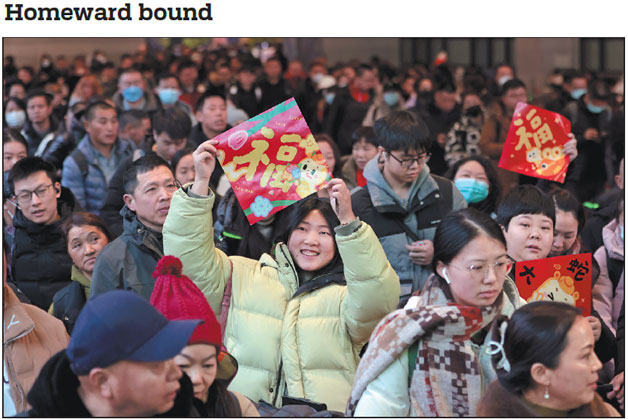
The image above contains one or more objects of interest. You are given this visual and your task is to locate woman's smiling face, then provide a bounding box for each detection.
[287,209,335,272]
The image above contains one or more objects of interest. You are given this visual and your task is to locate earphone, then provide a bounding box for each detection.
[442,267,451,284]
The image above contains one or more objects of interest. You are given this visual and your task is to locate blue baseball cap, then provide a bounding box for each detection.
[67,290,201,375]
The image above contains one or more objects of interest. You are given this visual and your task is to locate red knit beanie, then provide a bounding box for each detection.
[150,255,222,347]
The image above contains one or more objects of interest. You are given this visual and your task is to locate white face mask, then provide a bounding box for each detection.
[498,75,513,87]
[5,110,26,128]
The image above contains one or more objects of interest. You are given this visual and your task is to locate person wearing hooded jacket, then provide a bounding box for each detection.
[163,139,400,412]
[351,111,467,297]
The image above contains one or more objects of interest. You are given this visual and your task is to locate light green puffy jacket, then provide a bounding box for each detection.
[163,188,400,412]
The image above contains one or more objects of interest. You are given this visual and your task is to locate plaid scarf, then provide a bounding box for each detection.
[346,275,503,417]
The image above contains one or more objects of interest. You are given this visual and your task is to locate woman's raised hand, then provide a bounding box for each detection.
[191,139,219,196]
[326,178,355,225]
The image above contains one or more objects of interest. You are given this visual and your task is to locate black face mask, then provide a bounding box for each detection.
[465,105,483,118]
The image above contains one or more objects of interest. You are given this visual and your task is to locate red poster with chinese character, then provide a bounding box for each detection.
[498,102,572,183]
[514,253,592,316]
[213,98,332,225]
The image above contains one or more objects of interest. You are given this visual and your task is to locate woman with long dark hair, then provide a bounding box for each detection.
[162,139,400,412]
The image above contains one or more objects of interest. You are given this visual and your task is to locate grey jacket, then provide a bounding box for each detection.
[61,135,133,215]
[89,206,164,300]
[351,157,466,293]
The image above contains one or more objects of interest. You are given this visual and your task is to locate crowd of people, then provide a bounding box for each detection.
[2,40,625,417]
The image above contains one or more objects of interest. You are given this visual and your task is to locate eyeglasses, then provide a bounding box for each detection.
[12,184,55,206]
[448,258,513,281]
[387,151,431,169]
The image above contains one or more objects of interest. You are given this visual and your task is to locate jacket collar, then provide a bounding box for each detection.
[79,134,132,162]
[26,350,199,417]
[271,242,346,299]
[71,265,92,289]
[119,205,164,254]
[363,155,436,214]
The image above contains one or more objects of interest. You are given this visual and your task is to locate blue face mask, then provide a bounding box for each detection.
[586,102,606,114]
[570,88,586,100]
[620,225,624,241]
[325,92,336,105]
[5,110,26,128]
[383,92,399,107]
[455,178,489,204]
[158,88,180,105]
[122,85,144,103]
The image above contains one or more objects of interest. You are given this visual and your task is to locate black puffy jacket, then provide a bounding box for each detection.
[10,187,79,310]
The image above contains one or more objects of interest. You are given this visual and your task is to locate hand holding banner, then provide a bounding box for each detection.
[213,98,332,225]
[498,102,572,183]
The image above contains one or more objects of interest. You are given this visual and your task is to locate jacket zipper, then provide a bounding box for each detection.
[272,359,283,406]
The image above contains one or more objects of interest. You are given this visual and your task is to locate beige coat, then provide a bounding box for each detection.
[3,284,69,412]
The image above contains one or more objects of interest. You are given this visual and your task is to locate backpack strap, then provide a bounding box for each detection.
[407,340,418,386]
[70,148,89,180]
[398,175,453,242]
[431,174,453,211]
[219,259,234,340]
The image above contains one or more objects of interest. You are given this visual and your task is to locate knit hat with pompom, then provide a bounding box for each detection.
[150,255,237,381]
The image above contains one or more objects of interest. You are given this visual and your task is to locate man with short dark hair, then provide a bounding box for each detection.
[118,109,151,149]
[100,107,191,238]
[228,65,261,119]
[562,79,614,203]
[412,67,462,176]
[154,73,195,124]
[112,67,160,115]
[91,154,178,300]
[352,111,466,297]
[23,290,200,417]
[7,157,79,309]
[61,101,133,214]
[189,90,229,190]
[324,64,378,154]
[21,91,59,156]
[480,78,529,194]
[259,56,292,112]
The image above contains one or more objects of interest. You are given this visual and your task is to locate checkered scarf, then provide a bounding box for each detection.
[346,275,503,417]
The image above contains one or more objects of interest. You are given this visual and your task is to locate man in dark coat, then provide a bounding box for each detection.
[562,79,613,203]
[90,154,177,300]
[20,91,59,156]
[7,157,79,310]
[323,64,377,154]
[22,290,201,417]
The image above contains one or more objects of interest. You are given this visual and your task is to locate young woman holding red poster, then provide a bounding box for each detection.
[162,139,400,413]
